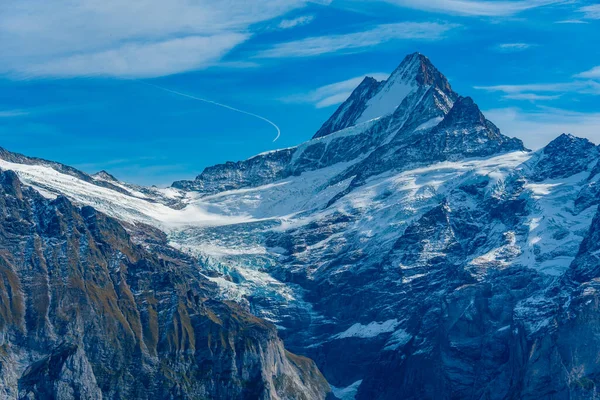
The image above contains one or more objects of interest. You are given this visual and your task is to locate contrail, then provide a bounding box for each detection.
[137,80,281,142]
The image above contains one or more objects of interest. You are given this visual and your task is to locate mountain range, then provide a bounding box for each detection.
[1,53,600,399]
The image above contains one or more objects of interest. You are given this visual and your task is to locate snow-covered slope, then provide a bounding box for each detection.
[0,152,253,229]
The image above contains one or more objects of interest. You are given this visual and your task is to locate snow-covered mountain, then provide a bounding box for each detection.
[2,52,600,399]
[313,52,455,139]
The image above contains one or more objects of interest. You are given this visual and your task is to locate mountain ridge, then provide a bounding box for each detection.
[173,53,523,199]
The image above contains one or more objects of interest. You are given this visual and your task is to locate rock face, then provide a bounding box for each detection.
[331,95,525,193]
[173,149,295,194]
[2,52,600,399]
[529,133,599,181]
[0,170,330,399]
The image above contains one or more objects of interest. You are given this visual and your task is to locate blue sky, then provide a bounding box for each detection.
[0,0,599,185]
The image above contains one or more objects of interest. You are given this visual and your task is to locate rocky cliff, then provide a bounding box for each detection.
[0,170,330,399]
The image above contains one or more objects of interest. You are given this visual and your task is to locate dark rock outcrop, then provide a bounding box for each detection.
[530,133,599,181]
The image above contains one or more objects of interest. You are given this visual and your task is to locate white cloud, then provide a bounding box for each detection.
[282,73,389,108]
[0,0,322,79]
[278,15,314,29]
[503,93,561,101]
[485,107,600,149]
[256,22,459,58]
[496,43,534,52]
[0,105,83,118]
[475,81,600,98]
[580,4,600,19]
[0,109,30,118]
[576,66,600,79]
[19,35,249,79]
[554,4,599,24]
[379,0,566,16]
[555,19,589,24]
[214,61,262,69]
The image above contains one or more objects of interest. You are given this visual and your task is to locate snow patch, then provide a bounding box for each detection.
[331,380,363,400]
[415,116,443,131]
[384,328,412,351]
[334,319,399,339]
[356,80,414,124]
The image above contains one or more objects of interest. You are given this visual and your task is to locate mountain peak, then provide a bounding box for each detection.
[312,74,384,139]
[531,133,599,181]
[93,170,118,182]
[439,96,486,128]
[313,52,455,139]
[549,133,593,147]
[389,52,450,90]
[361,75,380,85]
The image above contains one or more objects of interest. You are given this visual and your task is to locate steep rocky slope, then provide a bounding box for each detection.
[0,170,330,399]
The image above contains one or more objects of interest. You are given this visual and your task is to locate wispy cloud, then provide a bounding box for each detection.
[213,61,261,69]
[485,107,600,148]
[256,22,459,58]
[0,104,87,118]
[556,4,600,23]
[475,80,600,100]
[495,43,535,52]
[555,19,589,24]
[0,0,324,79]
[503,93,561,101]
[282,73,389,108]
[576,66,600,79]
[19,35,249,79]
[379,0,567,17]
[278,15,314,29]
[580,4,600,19]
[0,109,30,118]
